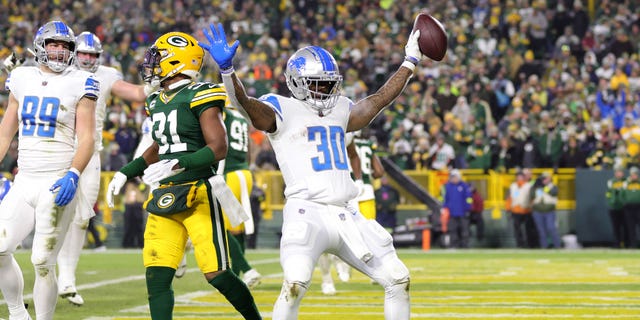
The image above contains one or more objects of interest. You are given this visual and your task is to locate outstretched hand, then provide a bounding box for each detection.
[199,23,239,70]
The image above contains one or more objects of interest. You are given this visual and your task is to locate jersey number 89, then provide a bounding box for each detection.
[21,96,60,138]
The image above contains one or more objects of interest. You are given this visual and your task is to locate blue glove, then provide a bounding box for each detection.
[199,23,239,70]
[50,169,80,206]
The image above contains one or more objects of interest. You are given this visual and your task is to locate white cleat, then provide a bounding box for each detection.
[59,286,84,306]
[66,293,84,306]
[321,282,336,295]
[242,269,262,289]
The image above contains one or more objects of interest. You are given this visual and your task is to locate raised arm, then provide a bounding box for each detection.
[199,23,276,133]
[347,30,426,132]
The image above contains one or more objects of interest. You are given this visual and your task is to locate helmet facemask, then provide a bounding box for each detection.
[138,46,163,83]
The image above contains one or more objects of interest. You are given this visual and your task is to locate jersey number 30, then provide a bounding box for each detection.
[308,126,348,171]
[21,96,60,138]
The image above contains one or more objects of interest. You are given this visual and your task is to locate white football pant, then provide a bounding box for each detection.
[272,198,410,320]
[0,171,78,320]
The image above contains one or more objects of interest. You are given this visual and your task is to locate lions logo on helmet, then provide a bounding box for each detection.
[139,32,204,83]
[285,46,343,116]
[75,31,103,73]
[0,177,12,203]
[33,21,76,73]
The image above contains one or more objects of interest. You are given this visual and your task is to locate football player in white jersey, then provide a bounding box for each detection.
[56,31,157,306]
[200,21,427,319]
[0,21,98,320]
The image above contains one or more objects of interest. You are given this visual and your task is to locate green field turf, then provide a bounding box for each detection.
[0,249,638,319]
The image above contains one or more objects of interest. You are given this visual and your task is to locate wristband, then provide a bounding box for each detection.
[69,167,81,176]
[401,60,416,72]
[177,147,216,170]
[120,157,148,179]
[220,66,235,75]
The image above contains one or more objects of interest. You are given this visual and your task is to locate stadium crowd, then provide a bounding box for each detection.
[1,0,640,174]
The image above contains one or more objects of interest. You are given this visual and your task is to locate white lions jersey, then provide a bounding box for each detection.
[5,66,99,173]
[81,65,123,152]
[260,94,358,205]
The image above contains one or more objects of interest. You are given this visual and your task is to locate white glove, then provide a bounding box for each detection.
[107,172,127,208]
[404,30,426,65]
[142,159,184,185]
[355,179,366,198]
[2,52,24,73]
[143,77,161,95]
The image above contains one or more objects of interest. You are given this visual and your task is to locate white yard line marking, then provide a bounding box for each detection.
[0,258,280,307]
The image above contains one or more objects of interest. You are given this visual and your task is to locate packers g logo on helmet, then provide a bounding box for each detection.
[157,193,176,209]
[139,32,204,83]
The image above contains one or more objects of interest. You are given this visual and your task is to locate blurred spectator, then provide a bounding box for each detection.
[606,166,628,248]
[375,176,400,232]
[428,133,455,171]
[469,186,485,243]
[254,140,279,170]
[560,136,587,168]
[440,170,472,248]
[102,142,128,172]
[621,166,640,248]
[505,170,536,248]
[531,172,561,248]
[466,131,492,172]
[122,181,145,248]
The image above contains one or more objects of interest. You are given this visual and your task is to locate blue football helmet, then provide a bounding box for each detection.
[285,46,343,115]
[75,31,103,72]
[0,177,12,203]
[33,21,76,73]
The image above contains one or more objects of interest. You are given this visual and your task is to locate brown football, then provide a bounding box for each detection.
[412,13,448,61]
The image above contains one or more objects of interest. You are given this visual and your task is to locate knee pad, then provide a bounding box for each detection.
[378,254,410,286]
[281,254,314,285]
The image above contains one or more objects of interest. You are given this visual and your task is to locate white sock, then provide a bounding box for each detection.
[0,254,28,319]
[33,264,57,320]
[384,281,410,320]
[57,223,85,289]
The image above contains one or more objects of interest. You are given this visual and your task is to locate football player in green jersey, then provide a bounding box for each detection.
[219,106,263,288]
[106,31,261,320]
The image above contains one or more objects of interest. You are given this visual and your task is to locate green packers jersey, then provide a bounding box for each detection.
[223,108,250,173]
[354,138,376,184]
[144,81,226,183]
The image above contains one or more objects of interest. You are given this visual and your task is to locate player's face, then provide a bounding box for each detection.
[76,51,99,70]
[45,40,72,63]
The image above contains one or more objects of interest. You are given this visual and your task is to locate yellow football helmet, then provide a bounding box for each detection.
[139,32,204,82]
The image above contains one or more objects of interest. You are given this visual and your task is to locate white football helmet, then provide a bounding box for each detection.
[75,31,103,72]
[33,20,76,73]
[285,46,343,115]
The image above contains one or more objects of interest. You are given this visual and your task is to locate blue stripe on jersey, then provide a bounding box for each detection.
[309,46,335,72]
[260,95,283,121]
[84,76,100,98]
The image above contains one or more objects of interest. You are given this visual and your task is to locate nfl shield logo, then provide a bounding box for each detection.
[339,213,346,221]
